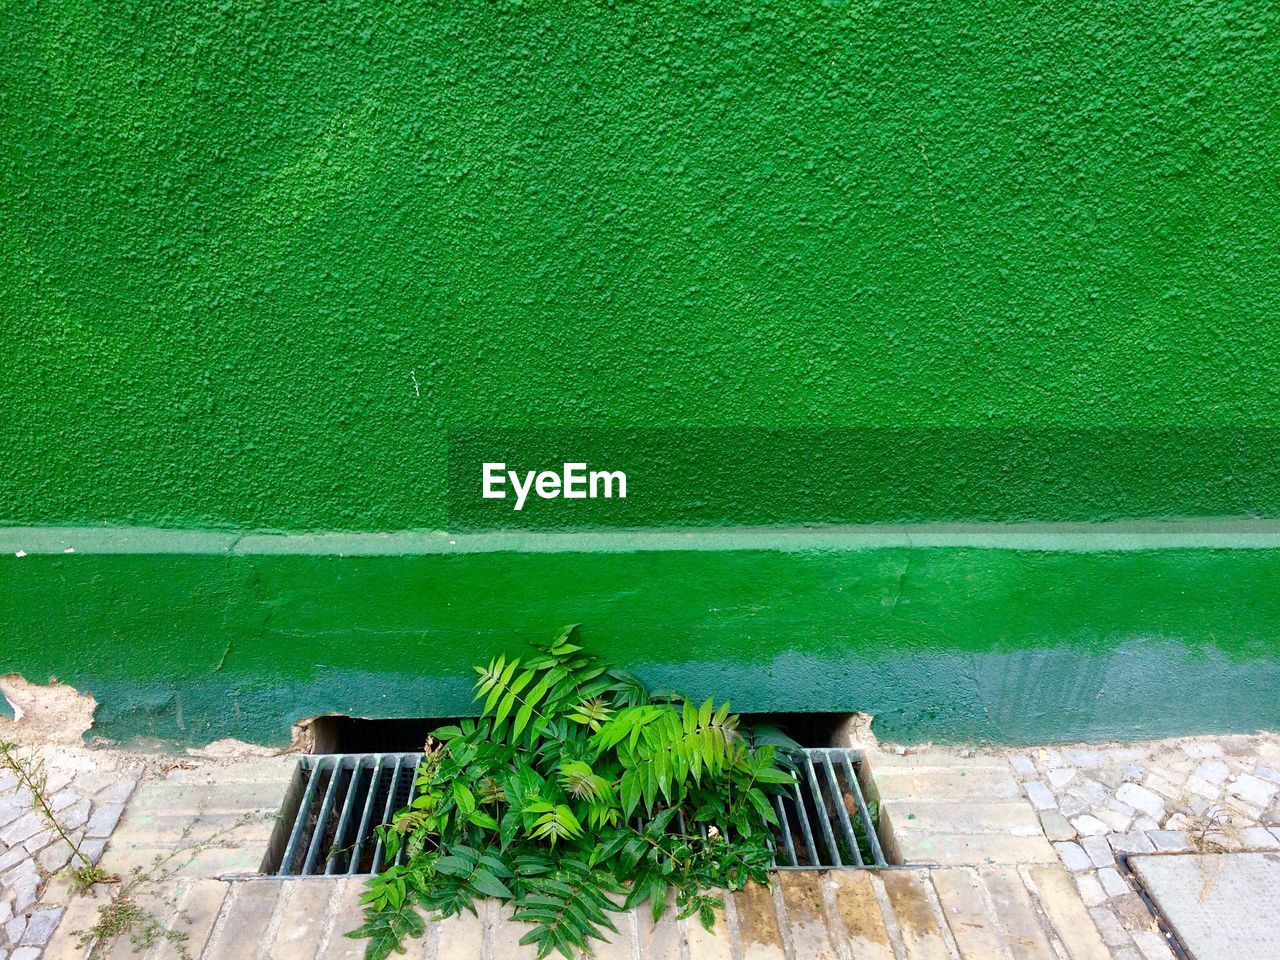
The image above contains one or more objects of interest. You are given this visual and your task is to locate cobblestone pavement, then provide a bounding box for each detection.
[1006,732,1280,960]
[0,746,143,960]
[5,733,1278,960]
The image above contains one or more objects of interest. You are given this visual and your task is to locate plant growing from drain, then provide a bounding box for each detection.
[349,626,800,960]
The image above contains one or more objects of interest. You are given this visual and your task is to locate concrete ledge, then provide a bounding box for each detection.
[4,524,1280,746]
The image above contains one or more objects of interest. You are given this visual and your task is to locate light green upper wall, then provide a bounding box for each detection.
[3,0,1279,530]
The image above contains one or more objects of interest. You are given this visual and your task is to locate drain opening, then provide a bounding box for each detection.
[264,746,893,876]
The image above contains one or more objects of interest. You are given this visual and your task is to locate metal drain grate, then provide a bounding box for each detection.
[772,747,888,869]
[266,747,889,876]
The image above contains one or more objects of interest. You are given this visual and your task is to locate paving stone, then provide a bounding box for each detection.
[891,832,1056,866]
[203,880,287,960]
[1038,811,1074,841]
[18,907,64,947]
[1095,808,1134,833]
[490,901,543,960]
[1075,873,1106,907]
[1108,831,1155,855]
[1058,796,1090,819]
[39,886,111,960]
[1133,816,1160,831]
[875,769,1021,802]
[1227,775,1278,807]
[1111,892,1159,932]
[683,897,731,960]
[1069,779,1110,806]
[1148,831,1191,853]
[1046,768,1076,790]
[11,949,39,960]
[269,879,337,960]
[0,799,25,831]
[1097,866,1131,898]
[1082,835,1115,868]
[1088,904,1129,947]
[1132,851,1280,960]
[888,801,1042,837]
[153,879,231,960]
[1144,773,1183,802]
[1130,929,1177,960]
[1025,865,1112,960]
[37,835,79,873]
[1255,765,1280,785]
[100,777,141,805]
[1239,826,1280,850]
[0,813,46,848]
[1193,761,1230,786]
[1065,749,1109,768]
[78,838,106,865]
[85,803,125,839]
[22,827,57,854]
[0,844,29,874]
[5,915,27,946]
[1053,841,1092,872]
[1116,783,1166,819]
[733,882,785,960]
[153,758,296,786]
[61,799,90,834]
[880,871,950,960]
[930,867,1005,960]
[1023,781,1056,811]
[1100,768,1130,790]
[434,907,486,960]
[0,899,11,927]
[1071,815,1109,837]
[1007,755,1036,777]
[829,870,893,960]
[777,873,838,960]
[1186,777,1220,800]
[976,867,1054,960]
[317,880,366,960]
[6,863,39,914]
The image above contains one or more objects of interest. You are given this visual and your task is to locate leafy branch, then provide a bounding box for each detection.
[349,626,798,959]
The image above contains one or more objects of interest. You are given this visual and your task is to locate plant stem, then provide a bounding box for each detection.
[0,740,89,868]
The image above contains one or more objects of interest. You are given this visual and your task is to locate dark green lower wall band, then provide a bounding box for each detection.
[3,525,1278,748]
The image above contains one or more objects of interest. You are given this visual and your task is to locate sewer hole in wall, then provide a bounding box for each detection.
[307,711,856,754]
[305,715,454,754]
[263,734,895,876]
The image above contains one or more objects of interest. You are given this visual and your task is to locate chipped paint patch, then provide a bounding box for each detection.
[0,674,96,743]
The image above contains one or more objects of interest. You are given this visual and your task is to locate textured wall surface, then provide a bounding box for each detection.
[3,1,1279,530]
[4,3,1279,746]
[3,531,1279,746]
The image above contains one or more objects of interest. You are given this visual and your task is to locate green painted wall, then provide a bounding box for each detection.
[3,3,1279,745]
[3,1,1279,530]
[3,529,1280,746]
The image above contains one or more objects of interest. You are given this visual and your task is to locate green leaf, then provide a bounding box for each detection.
[470,868,514,899]
[434,855,473,878]
[453,782,477,816]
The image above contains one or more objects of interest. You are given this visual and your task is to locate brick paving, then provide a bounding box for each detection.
[1006,732,1280,960]
[0,746,142,959]
[5,733,1276,959]
[36,866,1111,960]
